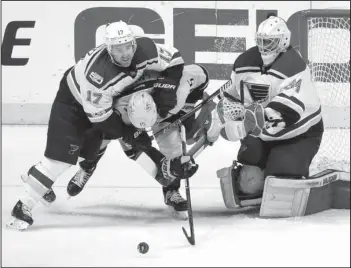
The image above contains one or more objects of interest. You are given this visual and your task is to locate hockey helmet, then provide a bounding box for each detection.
[255,16,291,66]
[104,21,137,67]
[127,91,158,129]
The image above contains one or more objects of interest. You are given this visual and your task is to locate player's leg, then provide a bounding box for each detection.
[162,178,188,211]
[7,67,91,230]
[259,133,349,217]
[67,129,110,196]
[264,135,322,178]
[150,122,188,213]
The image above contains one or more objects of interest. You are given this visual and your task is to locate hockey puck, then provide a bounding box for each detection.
[137,242,149,254]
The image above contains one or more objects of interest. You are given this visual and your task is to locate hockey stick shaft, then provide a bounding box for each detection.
[187,134,211,159]
[179,124,195,245]
[152,79,233,140]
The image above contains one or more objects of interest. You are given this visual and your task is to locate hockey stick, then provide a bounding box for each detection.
[179,123,196,245]
[151,79,233,140]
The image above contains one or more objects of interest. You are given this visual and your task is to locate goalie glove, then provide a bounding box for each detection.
[206,95,243,143]
[157,156,199,185]
[217,97,265,141]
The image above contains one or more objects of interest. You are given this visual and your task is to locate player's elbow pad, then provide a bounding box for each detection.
[161,64,184,84]
[93,112,124,139]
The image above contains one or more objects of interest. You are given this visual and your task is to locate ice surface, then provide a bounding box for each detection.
[2,126,350,267]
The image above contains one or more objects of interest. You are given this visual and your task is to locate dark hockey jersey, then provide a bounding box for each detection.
[66,37,184,123]
[225,46,323,141]
[114,64,208,126]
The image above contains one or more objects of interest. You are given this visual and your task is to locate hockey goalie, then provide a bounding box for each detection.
[206,15,350,217]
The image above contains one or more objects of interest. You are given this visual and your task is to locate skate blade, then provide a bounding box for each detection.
[166,206,188,221]
[6,217,30,231]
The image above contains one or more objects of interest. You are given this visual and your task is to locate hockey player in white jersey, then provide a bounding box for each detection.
[207,15,349,217]
[6,21,200,230]
[66,63,211,214]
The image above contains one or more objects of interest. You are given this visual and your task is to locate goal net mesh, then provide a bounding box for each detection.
[307,15,350,174]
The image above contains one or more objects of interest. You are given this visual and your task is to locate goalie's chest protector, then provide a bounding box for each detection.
[231,47,271,105]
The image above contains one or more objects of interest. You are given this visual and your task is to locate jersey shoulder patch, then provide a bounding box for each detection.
[270,47,307,78]
[133,37,159,66]
[85,48,126,89]
[233,46,263,72]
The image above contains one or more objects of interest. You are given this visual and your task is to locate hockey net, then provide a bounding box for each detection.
[305,10,350,174]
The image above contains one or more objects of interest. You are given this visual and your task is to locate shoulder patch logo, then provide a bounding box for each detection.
[282,77,302,93]
[89,72,104,85]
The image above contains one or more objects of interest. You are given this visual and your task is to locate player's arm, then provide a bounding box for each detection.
[150,43,186,118]
[206,60,254,144]
[224,70,245,101]
[264,73,305,130]
[79,85,127,139]
[155,43,185,76]
[121,129,198,187]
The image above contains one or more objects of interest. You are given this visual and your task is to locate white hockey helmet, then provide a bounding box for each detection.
[104,21,137,67]
[127,91,158,129]
[255,16,291,66]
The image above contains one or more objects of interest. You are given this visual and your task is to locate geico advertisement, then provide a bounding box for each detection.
[1,1,347,104]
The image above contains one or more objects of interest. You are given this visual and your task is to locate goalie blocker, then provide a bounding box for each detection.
[217,165,350,217]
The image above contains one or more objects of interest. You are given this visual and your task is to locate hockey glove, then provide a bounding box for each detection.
[220,101,265,141]
[151,78,178,118]
[121,125,152,149]
[159,156,199,182]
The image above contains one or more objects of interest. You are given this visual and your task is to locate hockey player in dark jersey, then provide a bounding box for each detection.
[207,15,349,217]
[6,21,200,230]
[67,63,211,218]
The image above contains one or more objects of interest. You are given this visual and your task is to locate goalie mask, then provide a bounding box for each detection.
[255,16,291,66]
[104,21,137,67]
[127,91,158,129]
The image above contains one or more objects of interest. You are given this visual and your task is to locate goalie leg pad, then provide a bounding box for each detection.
[260,169,350,218]
[238,165,265,195]
[217,163,241,208]
[217,161,262,209]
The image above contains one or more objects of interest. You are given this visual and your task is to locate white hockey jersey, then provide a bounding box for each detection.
[66,37,184,123]
[225,46,323,141]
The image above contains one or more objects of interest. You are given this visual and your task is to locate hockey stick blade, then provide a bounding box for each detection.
[181,178,196,246]
[182,226,195,245]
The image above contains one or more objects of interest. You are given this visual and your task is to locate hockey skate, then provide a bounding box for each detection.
[164,189,189,220]
[6,200,34,231]
[67,163,96,197]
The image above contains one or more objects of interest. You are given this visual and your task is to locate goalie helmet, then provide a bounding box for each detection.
[255,16,291,66]
[104,21,137,67]
[127,91,158,129]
